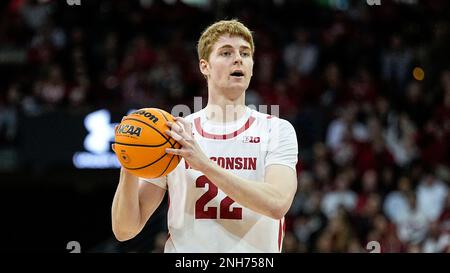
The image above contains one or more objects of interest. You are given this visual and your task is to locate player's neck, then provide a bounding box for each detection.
[205,94,247,123]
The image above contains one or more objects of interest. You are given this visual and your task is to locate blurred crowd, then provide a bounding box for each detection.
[0,0,449,253]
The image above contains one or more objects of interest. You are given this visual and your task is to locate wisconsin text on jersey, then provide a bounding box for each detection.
[185,156,257,170]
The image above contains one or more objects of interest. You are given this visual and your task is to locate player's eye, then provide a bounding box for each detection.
[241,51,250,57]
[220,51,231,57]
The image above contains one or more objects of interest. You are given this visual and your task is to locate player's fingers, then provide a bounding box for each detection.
[175,120,194,140]
[188,122,193,134]
[174,116,188,126]
[173,116,185,122]
[174,117,190,130]
[165,148,184,156]
[165,129,189,147]
[167,121,192,140]
[173,117,193,137]
[169,121,185,134]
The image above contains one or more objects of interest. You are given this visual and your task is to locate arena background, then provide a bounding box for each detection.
[0,0,449,253]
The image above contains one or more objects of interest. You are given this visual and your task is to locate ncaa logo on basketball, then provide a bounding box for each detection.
[116,124,142,137]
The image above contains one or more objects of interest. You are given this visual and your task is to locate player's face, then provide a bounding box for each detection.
[200,34,254,99]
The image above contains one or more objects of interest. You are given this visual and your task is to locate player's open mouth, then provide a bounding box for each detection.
[230,70,244,77]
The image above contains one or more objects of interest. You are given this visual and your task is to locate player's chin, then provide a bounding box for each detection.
[225,86,246,98]
[228,81,249,91]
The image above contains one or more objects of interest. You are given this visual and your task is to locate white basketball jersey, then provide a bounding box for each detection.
[140,107,298,253]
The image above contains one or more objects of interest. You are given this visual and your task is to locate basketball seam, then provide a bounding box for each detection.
[114,141,168,148]
[156,109,177,146]
[157,109,169,121]
[122,117,175,148]
[155,153,176,178]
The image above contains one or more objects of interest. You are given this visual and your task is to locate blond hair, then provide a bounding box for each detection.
[197,19,255,61]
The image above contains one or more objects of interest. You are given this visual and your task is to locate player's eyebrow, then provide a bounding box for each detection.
[217,44,251,51]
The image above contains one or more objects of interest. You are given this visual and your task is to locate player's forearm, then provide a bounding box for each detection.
[200,162,289,219]
[111,168,142,241]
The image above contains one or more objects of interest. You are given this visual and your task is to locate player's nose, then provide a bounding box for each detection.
[233,53,243,64]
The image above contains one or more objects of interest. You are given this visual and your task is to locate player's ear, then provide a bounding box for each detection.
[199,59,209,77]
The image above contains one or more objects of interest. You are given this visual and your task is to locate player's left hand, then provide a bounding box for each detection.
[165,117,211,172]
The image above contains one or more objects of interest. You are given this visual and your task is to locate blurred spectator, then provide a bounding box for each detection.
[397,192,429,245]
[326,102,369,159]
[416,172,448,222]
[314,230,333,253]
[20,0,53,31]
[282,231,302,253]
[283,28,319,76]
[312,143,333,190]
[381,34,412,89]
[352,192,383,248]
[0,85,19,146]
[422,221,450,253]
[402,81,428,128]
[34,65,66,108]
[322,208,355,252]
[147,49,184,101]
[289,171,314,217]
[319,62,345,109]
[355,169,379,214]
[438,193,450,233]
[254,31,280,85]
[30,20,66,51]
[385,112,419,167]
[369,213,403,253]
[384,176,413,224]
[346,237,365,253]
[292,191,327,252]
[68,74,89,110]
[321,171,357,219]
[348,66,378,107]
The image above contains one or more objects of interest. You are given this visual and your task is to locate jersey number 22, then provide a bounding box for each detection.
[195,175,242,220]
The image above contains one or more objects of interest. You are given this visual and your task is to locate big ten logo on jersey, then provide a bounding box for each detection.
[243,136,260,144]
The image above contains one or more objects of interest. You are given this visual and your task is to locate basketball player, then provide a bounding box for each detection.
[111,20,298,252]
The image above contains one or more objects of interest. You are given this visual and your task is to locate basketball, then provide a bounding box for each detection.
[114,108,182,178]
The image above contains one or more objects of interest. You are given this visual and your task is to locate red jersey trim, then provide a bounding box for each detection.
[194,116,256,140]
[278,218,285,252]
[166,192,171,247]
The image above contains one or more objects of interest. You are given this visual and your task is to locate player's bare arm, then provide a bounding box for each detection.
[111,167,166,241]
[165,117,297,220]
